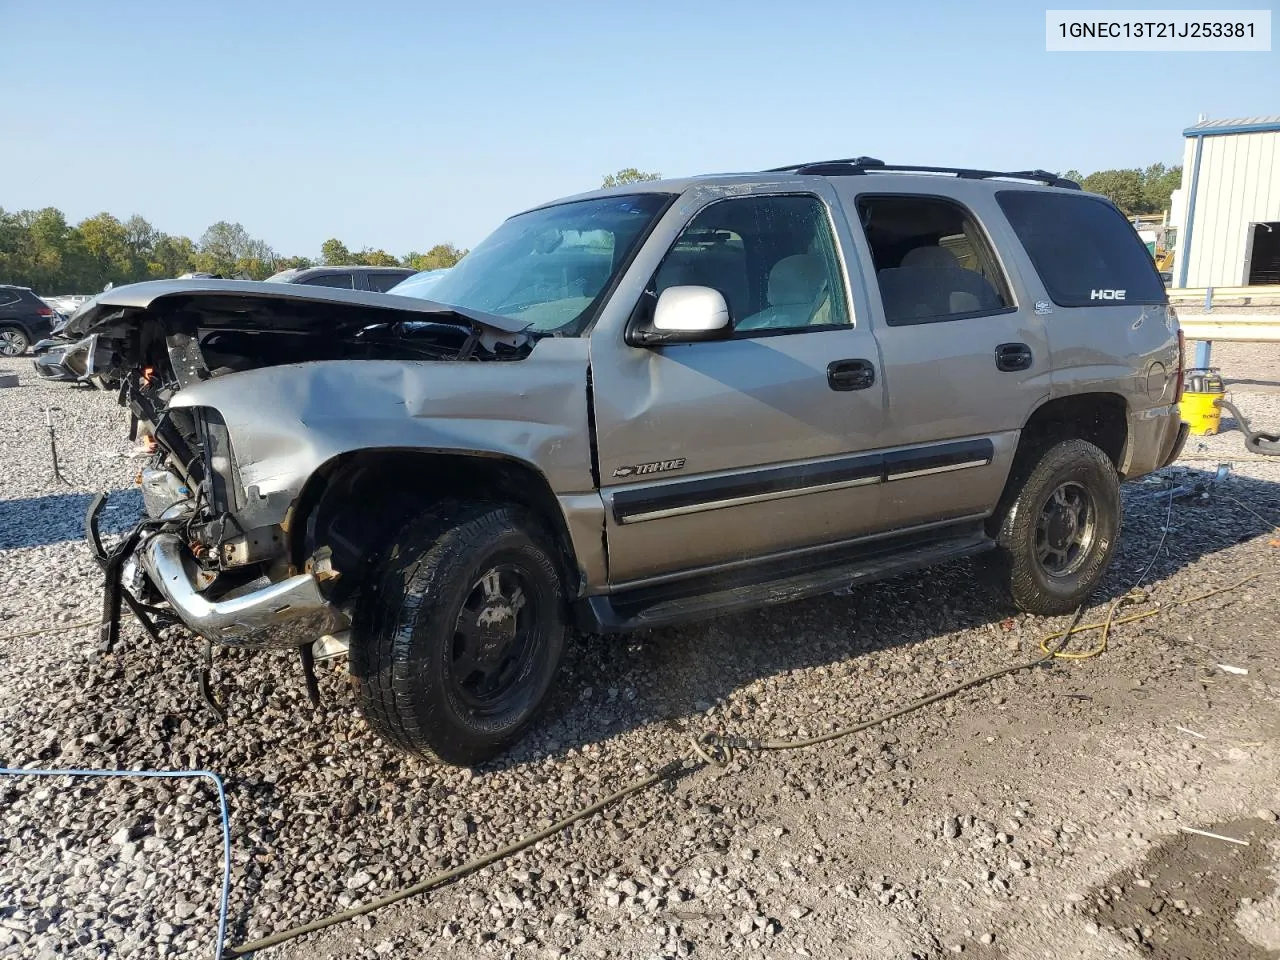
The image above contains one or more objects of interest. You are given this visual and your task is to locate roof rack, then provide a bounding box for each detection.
[764,157,1081,189]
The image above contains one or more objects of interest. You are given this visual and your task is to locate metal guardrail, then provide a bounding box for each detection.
[1168,285,1280,308]
[1177,313,1280,343]
[1168,285,1280,364]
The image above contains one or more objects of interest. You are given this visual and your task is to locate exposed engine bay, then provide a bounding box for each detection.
[79,280,536,653]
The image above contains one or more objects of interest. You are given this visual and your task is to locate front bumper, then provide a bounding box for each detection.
[32,342,75,381]
[139,532,347,648]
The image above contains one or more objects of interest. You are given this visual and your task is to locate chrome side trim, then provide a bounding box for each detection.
[620,475,880,524]
[886,458,991,481]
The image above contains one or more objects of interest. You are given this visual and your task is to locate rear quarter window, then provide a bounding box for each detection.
[301,273,355,289]
[996,191,1166,307]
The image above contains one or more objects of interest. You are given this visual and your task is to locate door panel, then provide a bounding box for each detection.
[839,187,1051,530]
[592,328,886,583]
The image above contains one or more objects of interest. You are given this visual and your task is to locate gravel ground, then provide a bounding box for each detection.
[2,350,1279,960]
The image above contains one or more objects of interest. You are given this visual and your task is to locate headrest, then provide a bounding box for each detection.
[768,254,824,305]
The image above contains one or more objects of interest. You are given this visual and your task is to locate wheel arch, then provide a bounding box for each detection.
[288,448,587,603]
[1016,391,1129,471]
[988,391,1129,537]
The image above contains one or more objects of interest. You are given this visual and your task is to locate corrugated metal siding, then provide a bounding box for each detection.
[1179,129,1280,287]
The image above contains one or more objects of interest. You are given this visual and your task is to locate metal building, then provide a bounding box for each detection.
[1173,116,1280,288]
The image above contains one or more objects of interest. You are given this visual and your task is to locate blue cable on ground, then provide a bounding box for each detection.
[0,766,231,960]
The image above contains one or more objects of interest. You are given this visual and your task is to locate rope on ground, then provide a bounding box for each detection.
[227,568,1267,958]
[0,766,231,960]
[0,618,100,642]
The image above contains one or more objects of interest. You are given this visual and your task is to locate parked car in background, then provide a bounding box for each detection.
[44,293,93,316]
[386,267,452,299]
[0,285,57,355]
[266,265,414,292]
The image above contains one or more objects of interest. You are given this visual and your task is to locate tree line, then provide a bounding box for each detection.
[0,207,467,294]
[1060,163,1182,216]
[0,165,1179,295]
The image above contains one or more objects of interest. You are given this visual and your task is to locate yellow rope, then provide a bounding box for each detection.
[1039,573,1263,659]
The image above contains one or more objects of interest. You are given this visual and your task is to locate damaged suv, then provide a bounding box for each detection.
[77,158,1186,765]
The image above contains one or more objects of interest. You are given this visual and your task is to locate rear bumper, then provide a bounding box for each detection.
[1160,420,1191,469]
[1122,405,1186,478]
[139,532,347,647]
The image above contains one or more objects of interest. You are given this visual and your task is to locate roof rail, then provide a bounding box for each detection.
[765,158,1080,189]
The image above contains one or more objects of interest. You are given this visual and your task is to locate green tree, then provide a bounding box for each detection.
[1066,164,1182,215]
[1141,163,1182,214]
[1080,169,1145,214]
[148,234,197,279]
[271,255,315,272]
[403,242,466,271]
[320,238,352,266]
[352,248,399,267]
[195,221,277,277]
[601,167,662,188]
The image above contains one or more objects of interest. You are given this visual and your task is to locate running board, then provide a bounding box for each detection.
[577,527,994,634]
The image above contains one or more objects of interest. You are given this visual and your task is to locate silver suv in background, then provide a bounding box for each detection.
[75,158,1185,765]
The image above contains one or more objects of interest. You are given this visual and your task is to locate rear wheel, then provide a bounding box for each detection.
[350,502,567,765]
[987,439,1121,615]
[0,326,29,356]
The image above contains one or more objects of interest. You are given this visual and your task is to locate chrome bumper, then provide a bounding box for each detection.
[140,533,347,647]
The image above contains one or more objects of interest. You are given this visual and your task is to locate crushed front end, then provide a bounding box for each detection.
[77,279,532,657]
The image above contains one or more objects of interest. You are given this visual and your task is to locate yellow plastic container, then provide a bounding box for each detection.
[1181,392,1223,435]
[1180,368,1226,435]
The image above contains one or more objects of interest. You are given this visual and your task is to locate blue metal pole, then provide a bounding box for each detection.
[1194,340,1212,369]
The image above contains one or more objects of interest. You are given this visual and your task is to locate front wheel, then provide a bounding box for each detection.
[351,502,568,765]
[987,439,1121,616]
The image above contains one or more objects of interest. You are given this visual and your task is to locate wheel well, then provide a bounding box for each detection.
[290,450,580,604]
[1016,393,1128,471]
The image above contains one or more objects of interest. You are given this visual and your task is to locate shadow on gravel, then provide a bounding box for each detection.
[1087,818,1279,958]
[494,466,1280,770]
[0,488,143,550]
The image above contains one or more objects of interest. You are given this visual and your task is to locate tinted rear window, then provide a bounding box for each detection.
[996,191,1165,306]
[301,273,355,289]
[367,272,409,292]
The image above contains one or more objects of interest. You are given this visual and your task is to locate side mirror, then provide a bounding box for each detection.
[634,286,731,345]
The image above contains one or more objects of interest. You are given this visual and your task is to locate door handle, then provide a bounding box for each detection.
[827,358,875,391]
[995,343,1033,372]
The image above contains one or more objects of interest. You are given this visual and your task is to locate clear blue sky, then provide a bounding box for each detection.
[2,0,1275,259]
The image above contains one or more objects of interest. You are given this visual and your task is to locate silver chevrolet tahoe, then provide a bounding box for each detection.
[76,158,1188,765]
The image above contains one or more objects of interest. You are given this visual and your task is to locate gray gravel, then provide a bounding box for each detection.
[2,351,1279,960]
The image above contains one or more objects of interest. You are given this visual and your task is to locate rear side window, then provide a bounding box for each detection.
[856,195,1013,326]
[367,272,408,292]
[0,290,19,307]
[302,272,355,289]
[996,191,1165,306]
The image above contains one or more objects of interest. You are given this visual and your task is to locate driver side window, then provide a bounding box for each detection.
[652,194,850,334]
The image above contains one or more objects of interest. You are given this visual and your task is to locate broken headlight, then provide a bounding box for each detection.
[191,406,241,516]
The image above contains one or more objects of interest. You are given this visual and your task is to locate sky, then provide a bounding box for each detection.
[1,0,1276,260]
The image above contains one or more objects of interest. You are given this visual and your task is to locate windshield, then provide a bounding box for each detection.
[265,269,301,283]
[389,267,451,298]
[423,193,672,335]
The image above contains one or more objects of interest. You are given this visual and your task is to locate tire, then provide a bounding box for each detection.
[0,326,30,357]
[986,439,1121,616]
[350,501,568,765]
